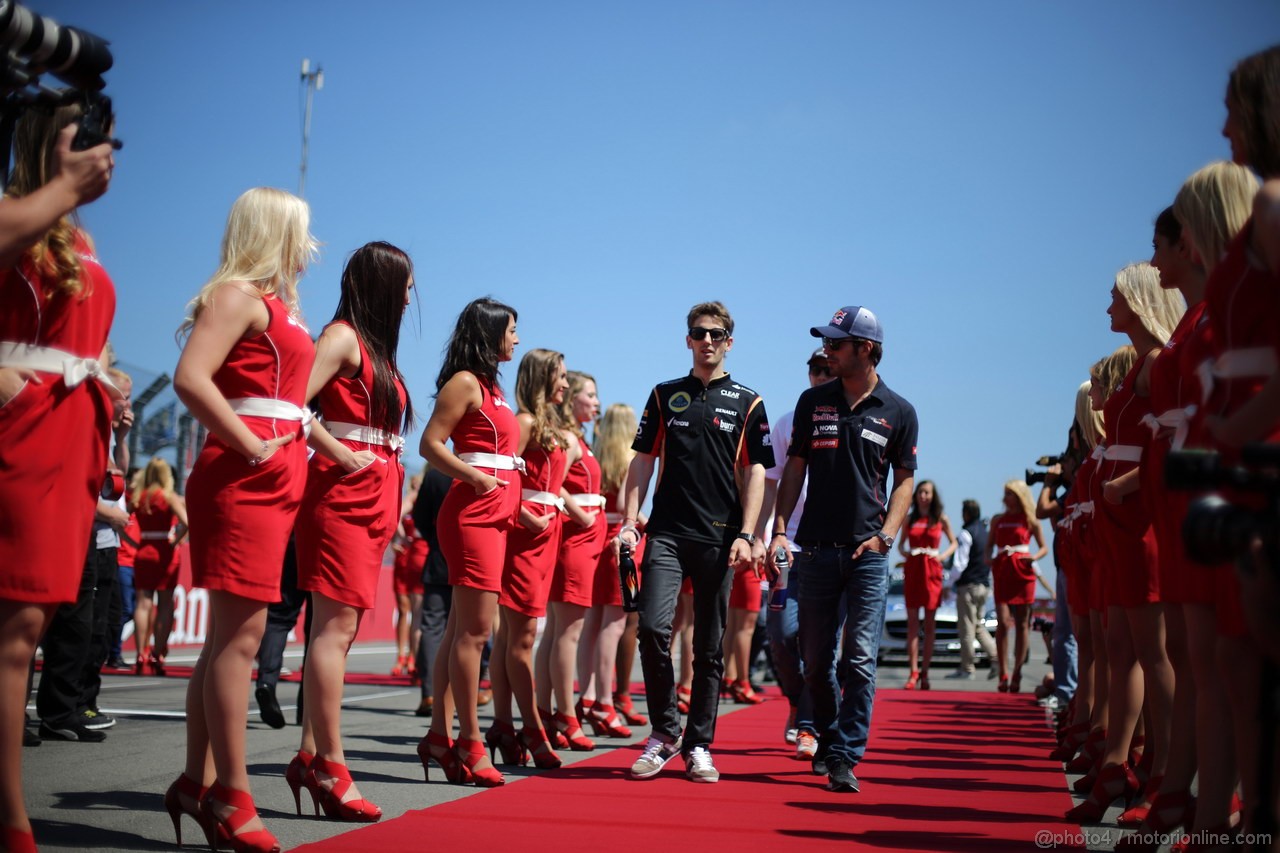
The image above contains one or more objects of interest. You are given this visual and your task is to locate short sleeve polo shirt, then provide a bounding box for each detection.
[788,376,918,544]
[632,372,773,544]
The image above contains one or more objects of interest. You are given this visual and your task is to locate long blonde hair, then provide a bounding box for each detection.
[594,403,637,494]
[1172,161,1258,275]
[7,100,92,298]
[178,187,318,337]
[132,457,176,513]
[515,348,569,452]
[1090,345,1137,402]
[1003,480,1038,524]
[1114,262,1184,346]
[1074,380,1104,450]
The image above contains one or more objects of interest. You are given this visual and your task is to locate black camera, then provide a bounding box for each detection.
[1165,445,1280,567]
[1025,468,1048,486]
[1036,455,1061,467]
[0,0,113,92]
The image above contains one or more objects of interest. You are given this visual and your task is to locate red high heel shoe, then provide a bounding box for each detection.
[200,783,280,853]
[456,737,504,787]
[1117,775,1163,826]
[1114,790,1196,852]
[586,704,632,738]
[574,696,594,724]
[152,654,167,677]
[1050,723,1091,759]
[163,773,230,849]
[730,680,766,705]
[904,670,920,690]
[485,720,525,765]
[538,707,570,750]
[1064,762,1139,824]
[552,710,595,751]
[918,672,931,691]
[417,730,467,783]
[304,757,382,822]
[1,826,36,853]
[613,692,648,726]
[1009,670,1022,694]
[676,685,691,714]
[518,727,563,769]
[997,674,1009,693]
[1066,729,1106,774]
[135,647,152,676]
[284,750,316,816]
[390,654,409,677]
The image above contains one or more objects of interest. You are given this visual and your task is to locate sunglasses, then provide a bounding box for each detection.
[689,327,729,342]
[822,337,850,350]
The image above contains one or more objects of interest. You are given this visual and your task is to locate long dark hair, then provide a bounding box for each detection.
[907,479,943,526]
[332,241,414,434]
[436,297,517,392]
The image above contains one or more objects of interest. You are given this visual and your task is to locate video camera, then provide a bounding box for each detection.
[1026,455,1062,486]
[0,1,120,183]
[1165,444,1280,568]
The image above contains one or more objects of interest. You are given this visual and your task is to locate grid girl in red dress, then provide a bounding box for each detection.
[896,480,957,692]
[130,457,189,676]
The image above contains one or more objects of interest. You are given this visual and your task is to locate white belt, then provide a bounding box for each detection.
[522,489,566,511]
[1000,545,1031,556]
[1091,445,1106,461]
[0,342,126,400]
[1197,347,1278,405]
[1103,444,1142,463]
[570,493,606,508]
[459,451,526,473]
[605,512,625,524]
[324,420,404,453]
[227,397,313,437]
[909,547,939,557]
[1141,406,1196,452]
[139,531,170,540]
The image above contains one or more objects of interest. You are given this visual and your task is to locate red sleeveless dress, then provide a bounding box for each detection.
[1095,354,1161,608]
[992,512,1036,605]
[118,513,140,569]
[1142,303,1213,606]
[134,490,181,590]
[550,435,609,607]
[1056,479,1085,617]
[1197,223,1280,636]
[0,233,115,604]
[593,489,645,608]
[500,439,567,617]
[394,513,428,596]
[295,324,406,609]
[185,295,314,602]
[904,518,944,610]
[437,377,522,592]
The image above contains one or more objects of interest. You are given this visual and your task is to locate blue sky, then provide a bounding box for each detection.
[35,1,1280,573]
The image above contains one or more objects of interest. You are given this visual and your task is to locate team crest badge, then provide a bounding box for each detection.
[668,391,692,413]
[831,309,847,325]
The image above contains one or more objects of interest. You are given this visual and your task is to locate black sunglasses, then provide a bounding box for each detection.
[822,337,850,350]
[689,327,729,342]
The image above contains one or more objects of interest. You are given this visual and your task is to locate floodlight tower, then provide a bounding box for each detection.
[299,58,324,197]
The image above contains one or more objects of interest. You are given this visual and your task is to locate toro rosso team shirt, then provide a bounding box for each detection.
[632,372,774,544]
[788,376,918,545]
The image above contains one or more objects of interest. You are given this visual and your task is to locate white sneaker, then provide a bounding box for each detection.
[795,731,818,760]
[630,735,682,779]
[784,706,798,744]
[685,746,720,783]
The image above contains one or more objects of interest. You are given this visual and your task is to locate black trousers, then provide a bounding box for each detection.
[256,539,309,692]
[416,584,452,699]
[37,540,109,725]
[80,547,119,711]
[636,534,733,755]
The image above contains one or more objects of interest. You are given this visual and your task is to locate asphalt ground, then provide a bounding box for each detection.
[24,641,1056,853]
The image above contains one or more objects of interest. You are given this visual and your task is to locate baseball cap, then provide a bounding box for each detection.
[810,305,884,343]
[806,347,827,365]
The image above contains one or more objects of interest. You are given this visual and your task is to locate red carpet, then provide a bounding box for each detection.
[293,690,1085,852]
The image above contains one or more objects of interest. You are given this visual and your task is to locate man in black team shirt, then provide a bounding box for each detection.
[619,301,773,784]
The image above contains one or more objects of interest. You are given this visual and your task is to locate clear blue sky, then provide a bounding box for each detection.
[36,1,1280,575]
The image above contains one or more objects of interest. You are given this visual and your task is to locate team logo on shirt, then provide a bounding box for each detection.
[713,416,735,433]
[831,309,847,325]
[668,391,692,413]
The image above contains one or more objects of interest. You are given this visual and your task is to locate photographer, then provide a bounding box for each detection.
[0,101,117,849]
[1033,446,1079,714]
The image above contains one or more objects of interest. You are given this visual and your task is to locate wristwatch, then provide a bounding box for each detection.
[875,531,894,550]
[736,532,756,545]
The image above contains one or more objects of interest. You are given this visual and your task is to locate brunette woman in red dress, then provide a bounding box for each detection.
[417,297,520,789]
[488,348,571,770]
[1065,262,1185,825]
[169,187,318,853]
[988,480,1049,694]
[287,241,416,823]
[0,104,115,853]
[578,403,649,731]
[130,457,189,676]
[392,477,427,679]
[896,480,957,692]
[536,370,605,750]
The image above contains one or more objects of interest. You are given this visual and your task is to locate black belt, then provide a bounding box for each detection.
[798,541,856,550]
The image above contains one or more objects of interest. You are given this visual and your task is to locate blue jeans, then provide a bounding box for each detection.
[112,564,135,661]
[1051,570,1077,702]
[797,545,888,767]
[766,569,820,734]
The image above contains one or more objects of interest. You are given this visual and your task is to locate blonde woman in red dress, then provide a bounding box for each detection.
[989,480,1050,694]
[169,187,317,853]
[896,480,957,691]
[287,241,415,824]
[0,102,116,853]
[130,457,189,676]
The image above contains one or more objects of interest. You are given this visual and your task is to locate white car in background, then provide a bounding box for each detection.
[878,568,998,666]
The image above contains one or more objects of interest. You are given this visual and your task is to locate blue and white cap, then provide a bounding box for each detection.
[810,305,883,343]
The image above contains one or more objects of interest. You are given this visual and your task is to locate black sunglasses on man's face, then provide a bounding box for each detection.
[688,327,729,342]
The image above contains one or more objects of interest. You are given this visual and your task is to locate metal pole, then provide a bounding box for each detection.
[299,59,323,198]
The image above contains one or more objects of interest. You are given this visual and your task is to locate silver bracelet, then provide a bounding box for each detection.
[247,439,270,467]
